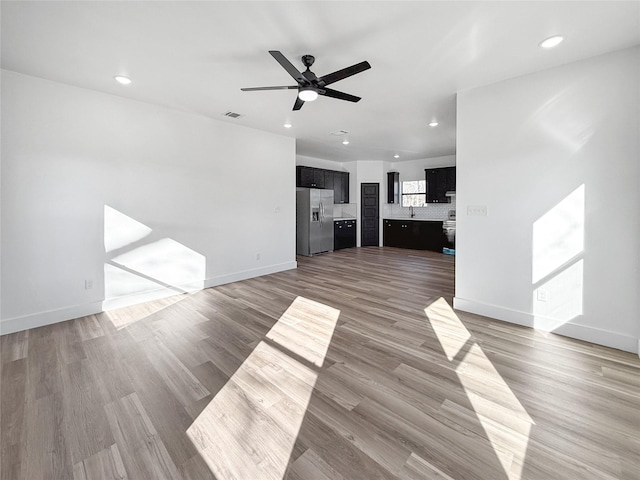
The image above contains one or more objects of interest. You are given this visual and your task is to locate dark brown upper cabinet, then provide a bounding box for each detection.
[387,172,399,204]
[296,166,350,203]
[425,166,455,203]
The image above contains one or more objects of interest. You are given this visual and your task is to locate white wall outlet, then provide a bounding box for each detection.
[84,279,93,290]
[274,206,281,213]
[467,205,488,216]
[256,253,261,260]
[536,289,548,302]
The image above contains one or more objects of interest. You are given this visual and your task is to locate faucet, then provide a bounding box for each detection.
[409,206,415,218]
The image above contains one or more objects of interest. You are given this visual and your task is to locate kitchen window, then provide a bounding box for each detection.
[402,180,426,207]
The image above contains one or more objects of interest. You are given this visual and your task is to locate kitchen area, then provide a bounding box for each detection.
[296,162,455,256]
[296,165,357,256]
[383,167,456,254]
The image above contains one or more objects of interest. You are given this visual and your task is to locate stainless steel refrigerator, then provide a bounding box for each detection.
[296,188,334,256]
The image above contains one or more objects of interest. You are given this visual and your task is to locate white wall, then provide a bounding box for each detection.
[389,154,456,182]
[1,70,296,334]
[455,47,639,353]
[296,154,345,171]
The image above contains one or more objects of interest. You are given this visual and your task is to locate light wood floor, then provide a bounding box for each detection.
[1,247,638,480]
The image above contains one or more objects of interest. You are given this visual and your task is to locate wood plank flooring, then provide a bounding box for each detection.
[1,247,638,479]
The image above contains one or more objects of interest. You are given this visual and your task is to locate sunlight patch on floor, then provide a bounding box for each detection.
[101,293,189,329]
[187,296,340,479]
[426,298,533,480]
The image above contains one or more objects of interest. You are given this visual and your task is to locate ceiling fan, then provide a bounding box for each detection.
[241,50,371,111]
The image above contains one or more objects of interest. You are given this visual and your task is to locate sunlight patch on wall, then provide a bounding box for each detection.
[104,205,152,252]
[426,297,533,480]
[533,260,583,331]
[532,185,585,331]
[530,87,597,154]
[110,238,206,291]
[104,263,166,300]
[187,296,340,480]
[102,262,192,318]
[532,185,584,284]
[103,206,206,323]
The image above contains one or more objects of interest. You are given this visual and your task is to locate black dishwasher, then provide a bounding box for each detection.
[334,220,356,250]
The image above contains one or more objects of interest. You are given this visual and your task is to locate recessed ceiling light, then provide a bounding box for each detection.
[283,122,292,128]
[342,140,349,145]
[394,154,400,159]
[113,75,131,85]
[428,121,439,127]
[540,35,564,49]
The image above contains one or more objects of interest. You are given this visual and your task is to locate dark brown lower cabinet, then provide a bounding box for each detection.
[334,220,356,250]
[383,219,446,252]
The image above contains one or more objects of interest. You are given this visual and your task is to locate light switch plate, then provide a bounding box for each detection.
[467,205,488,216]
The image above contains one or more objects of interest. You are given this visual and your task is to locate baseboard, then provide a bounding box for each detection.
[453,297,638,354]
[0,261,298,336]
[0,301,105,336]
[203,261,297,289]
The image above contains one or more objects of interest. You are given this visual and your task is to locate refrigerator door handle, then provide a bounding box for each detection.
[320,202,324,226]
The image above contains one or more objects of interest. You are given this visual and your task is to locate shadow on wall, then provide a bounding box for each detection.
[102,205,206,327]
[531,185,585,331]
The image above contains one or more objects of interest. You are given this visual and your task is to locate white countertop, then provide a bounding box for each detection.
[334,217,356,221]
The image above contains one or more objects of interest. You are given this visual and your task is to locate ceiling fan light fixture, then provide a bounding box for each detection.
[298,88,318,102]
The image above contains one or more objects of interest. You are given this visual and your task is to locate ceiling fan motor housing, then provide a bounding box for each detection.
[301,55,315,69]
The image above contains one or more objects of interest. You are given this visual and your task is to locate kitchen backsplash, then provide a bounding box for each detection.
[334,203,357,219]
[333,200,455,220]
[382,197,456,220]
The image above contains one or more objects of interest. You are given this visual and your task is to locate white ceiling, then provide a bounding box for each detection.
[2,1,639,163]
